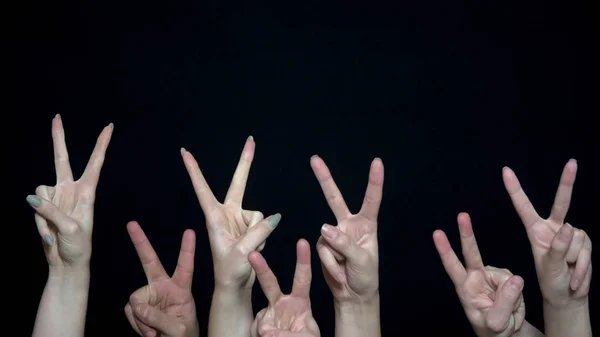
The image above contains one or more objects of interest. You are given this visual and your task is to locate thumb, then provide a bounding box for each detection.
[26,194,78,234]
[545,224,574,270]
[485,275,524,332]
[320,224,364,266]
[236,214,281,255]
[133,304,185,337]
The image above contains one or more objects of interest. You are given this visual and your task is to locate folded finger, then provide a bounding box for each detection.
[236,214,281,255]
[316,240,345,284]
[27,194,78,235]
[565,228,585,263]
[486,276,524,332]
[571,233,592,290]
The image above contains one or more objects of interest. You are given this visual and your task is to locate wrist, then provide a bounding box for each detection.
[48,265,90,284]
[543,296,589,313]
[334,292,380,316]
[213,285,252,303]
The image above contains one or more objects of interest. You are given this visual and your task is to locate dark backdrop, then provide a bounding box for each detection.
[21,0,598,335]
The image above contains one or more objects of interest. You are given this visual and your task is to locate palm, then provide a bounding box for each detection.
[32,116,113,267]
[529,220,561,252]
[181,138,275,290]
[146,280,195,318]
[259,295,315,332]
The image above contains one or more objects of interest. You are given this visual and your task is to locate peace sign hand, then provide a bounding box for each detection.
[310,156,383,304]
[27,115,113,268]
[250,239,320,337]
[124,222,199,337]
[433,213,526,337]
[181,138,280,290]
[503,160,592,308]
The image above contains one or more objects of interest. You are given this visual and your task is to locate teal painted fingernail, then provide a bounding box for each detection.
[26,195,41,207]
[268,213,281,228]
[43,234,54,246]
[180,147,186,154]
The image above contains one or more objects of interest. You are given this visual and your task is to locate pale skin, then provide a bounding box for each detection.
[250,239,320,337]
[124,221,199,337]
[29,114,113,337]
[309,155,383,337]
[433,212,544,337]
[181,136,281,337]
[503,160,592,337]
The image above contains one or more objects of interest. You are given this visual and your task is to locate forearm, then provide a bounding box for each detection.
[334,294,381,337]
[514,320,545,337]
[32,266,90,337]
[208,286,253,337]
[543,299,591,337]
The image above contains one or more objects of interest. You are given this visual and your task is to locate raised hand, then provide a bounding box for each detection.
[249,239,320,337]
[27,114,113,268]
[310,155,383,303]
[503,160,592,308]
[433,213,527,337]
[181,138,280,290]
[124,221,199,337]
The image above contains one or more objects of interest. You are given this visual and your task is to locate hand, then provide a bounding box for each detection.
[27,114,113,269]
[124,221,199,337]
[181,137,281,290]
[433,213,526,337]
[249,239,320,337]
[503,160,592,308]
[310,155,383,304]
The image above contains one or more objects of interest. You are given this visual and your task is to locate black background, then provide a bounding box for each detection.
[21,0,598,335]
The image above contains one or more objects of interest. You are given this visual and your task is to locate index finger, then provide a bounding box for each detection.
[224,136,255,207]
[172,229,196,289]
[127,221,169,283]
[248,251,282,303]
[549,159,578,224]
[502,167,541,229]
[291,239,312,298]
[52,114,74,182]
[359,158,384,222]
[181,148,219,211]
[80,123,114,186]
[457,213,484,270]
[310,155,351,220]
[433,230,467,285]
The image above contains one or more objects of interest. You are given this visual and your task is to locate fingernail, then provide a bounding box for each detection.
[43,234,54,246]
[54,113,61,119]
[180,147,186,154]
[248,135,254,141]
[268,213,281,228]
[321,224,337,239]
[108,122,114,129]
[26,195,41,207]
[510,277,523,290]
